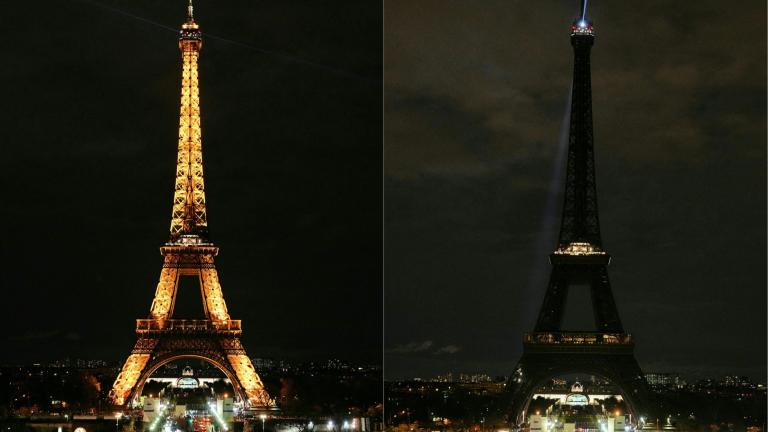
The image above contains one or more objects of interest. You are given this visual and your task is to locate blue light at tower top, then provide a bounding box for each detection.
[571,20,594,36]
[571,0,594,36]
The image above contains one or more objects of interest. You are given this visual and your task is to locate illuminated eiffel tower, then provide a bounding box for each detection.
[109,2,274,410]
[504,2,653,425]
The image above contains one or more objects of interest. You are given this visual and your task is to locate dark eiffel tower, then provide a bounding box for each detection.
[505,3,653,426]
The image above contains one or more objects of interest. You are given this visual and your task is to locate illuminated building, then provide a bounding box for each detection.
[108,1,274,410]
[529,382,628,432]
[644,373,686,390]
[721,375,752,388]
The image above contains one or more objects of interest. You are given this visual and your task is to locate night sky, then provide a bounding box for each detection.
[385,1,766,380]
[1,1,381,364]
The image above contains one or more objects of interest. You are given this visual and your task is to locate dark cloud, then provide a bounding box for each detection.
[434,345,462,355]
[388,341,434,354]
[384,0,766,380]
[386,341,462,356]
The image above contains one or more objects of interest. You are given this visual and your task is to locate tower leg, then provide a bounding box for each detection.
[200,257,230,322]
[149,256,180,321]
[225,353,272,408]
[109,338,158,406]
[590,266,623,332]
[534,266,569,332]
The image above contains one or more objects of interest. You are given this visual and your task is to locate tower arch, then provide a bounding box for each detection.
[508,364,646,425]
[129,354,247,406]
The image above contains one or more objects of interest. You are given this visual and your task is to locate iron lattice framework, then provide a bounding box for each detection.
[504,12,653,425]
[109,3,274,410]
[558,20,600,249]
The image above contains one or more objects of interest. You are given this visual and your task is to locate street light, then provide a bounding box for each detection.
[308,421,314,431]
[260,414,267,432]
[115,412,122,432]
[327,420,334,432]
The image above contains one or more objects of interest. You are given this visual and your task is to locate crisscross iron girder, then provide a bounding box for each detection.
[558,34,601,247]
[170,31,208,239]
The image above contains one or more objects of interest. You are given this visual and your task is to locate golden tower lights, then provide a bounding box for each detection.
[109,2,274,410]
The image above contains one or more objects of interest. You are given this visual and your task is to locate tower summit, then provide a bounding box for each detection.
[505,2,654,425]
[109,2,274,411]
